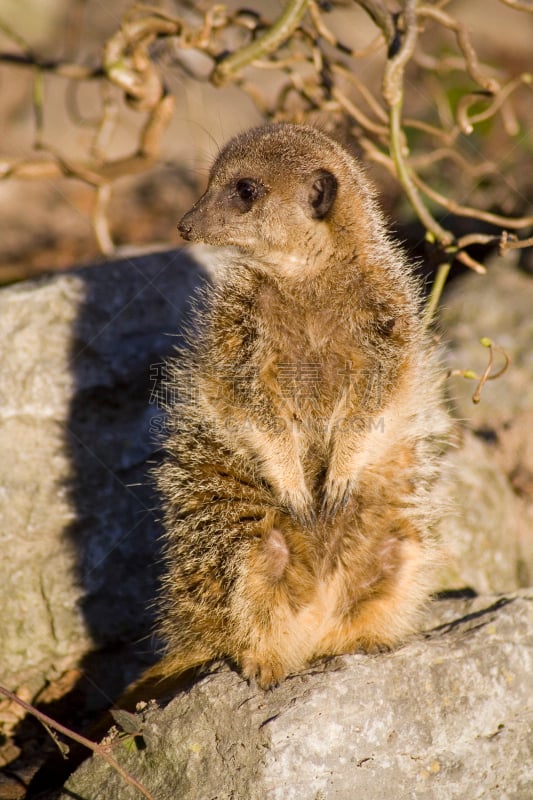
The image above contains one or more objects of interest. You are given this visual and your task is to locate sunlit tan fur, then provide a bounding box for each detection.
[121,123,451,701]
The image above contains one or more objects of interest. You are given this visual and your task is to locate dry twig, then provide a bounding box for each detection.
[448,338,511,404]
[0,684,155,800]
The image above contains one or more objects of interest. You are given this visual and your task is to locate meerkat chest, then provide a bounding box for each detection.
[257,294,369,408]
[257,281,347,351]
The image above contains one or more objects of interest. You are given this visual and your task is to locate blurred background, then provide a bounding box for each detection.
[0,0,531,284]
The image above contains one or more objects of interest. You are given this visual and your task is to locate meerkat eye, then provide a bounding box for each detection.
[236,179,258,202]
[230,177,265,213]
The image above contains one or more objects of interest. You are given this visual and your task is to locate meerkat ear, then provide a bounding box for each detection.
[308,170,338,219]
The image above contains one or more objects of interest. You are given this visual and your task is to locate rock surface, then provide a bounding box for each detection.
[441,260,533,588]
[0,251,532,800]
[62,592,533,800]
[437,430,521,593]
[442,259,533,422]
[0,247,206,697]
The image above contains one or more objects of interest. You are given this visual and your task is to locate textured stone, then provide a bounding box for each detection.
[0,250,531,745]
[1,253,532,693]
[440,260,533,590]
[437,431,521,593]
[0,247,206,694]
[62,592,533,800]
[442,260,533,422]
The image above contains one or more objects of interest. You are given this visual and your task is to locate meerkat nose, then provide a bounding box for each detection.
[177,214,193,240]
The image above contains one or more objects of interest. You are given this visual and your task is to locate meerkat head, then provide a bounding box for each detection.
[178,124,380,278]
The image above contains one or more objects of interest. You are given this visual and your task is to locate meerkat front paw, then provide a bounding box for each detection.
[320,472,354,521]
[240,651,287,689]
[279,485,315,528]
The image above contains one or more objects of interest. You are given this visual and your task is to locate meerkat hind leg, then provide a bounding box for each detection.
[238,524,434,686]
[236,523,318,688]
[315,536,434,658]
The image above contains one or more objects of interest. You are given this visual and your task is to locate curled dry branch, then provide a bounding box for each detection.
[417,5,500,94]
[0,0,531,310]
[211,0,310,85]
[456,73,532,134]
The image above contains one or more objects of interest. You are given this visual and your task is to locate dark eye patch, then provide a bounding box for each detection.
[230,178,265,212]
[236,179,258,202]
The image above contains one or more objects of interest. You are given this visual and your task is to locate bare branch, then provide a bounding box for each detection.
[448,338,511,404]
[91,84,120,160]
[423,261,452,328]
[456,231,533,254]
[0,0,530,295]
[402,117,458,146]
[382,0,419,107]
[0,50,102,79]
[408,147,498,179]
[309,2,385,58]
[355,0,397,46]
[417,6,500,93]
[381,0,454,246]
[331,63,388,123]
[412,173,533,230]
[103,9,181,111]
[456,74,532,134]
[331,87,388,137]
[139,93,176,157]
[498,0,533,12]
[0,684,156,800]
[472,339,511,404]
[456,250,488,275]
[499,233,533,253]
[93,185,115,254]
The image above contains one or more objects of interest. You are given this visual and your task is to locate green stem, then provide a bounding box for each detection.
[389,101,453,246]
[32,68,44,149]
[423,260,451,327]
[211,0,310,86]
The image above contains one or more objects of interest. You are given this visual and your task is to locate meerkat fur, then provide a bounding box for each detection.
[128,122,451,696]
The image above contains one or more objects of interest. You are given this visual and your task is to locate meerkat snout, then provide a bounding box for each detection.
[177,215,193,240]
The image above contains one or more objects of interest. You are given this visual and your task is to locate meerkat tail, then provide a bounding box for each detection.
[113,650,214,711]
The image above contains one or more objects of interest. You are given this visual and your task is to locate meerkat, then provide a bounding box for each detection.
[114,122,451,700]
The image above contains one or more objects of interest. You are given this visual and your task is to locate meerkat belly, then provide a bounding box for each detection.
[238,498,431,684]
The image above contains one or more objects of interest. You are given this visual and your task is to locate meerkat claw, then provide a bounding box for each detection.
[299,506,317,529]
[280,489,316,528]
[288,503,316,529]
[321,477,353,521]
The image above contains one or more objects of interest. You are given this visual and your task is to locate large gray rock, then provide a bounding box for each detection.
[62,592,533,800]
[437,430,522,593]
[440,260,533,589]
[0,250,531,797]
[0,247,206,696]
